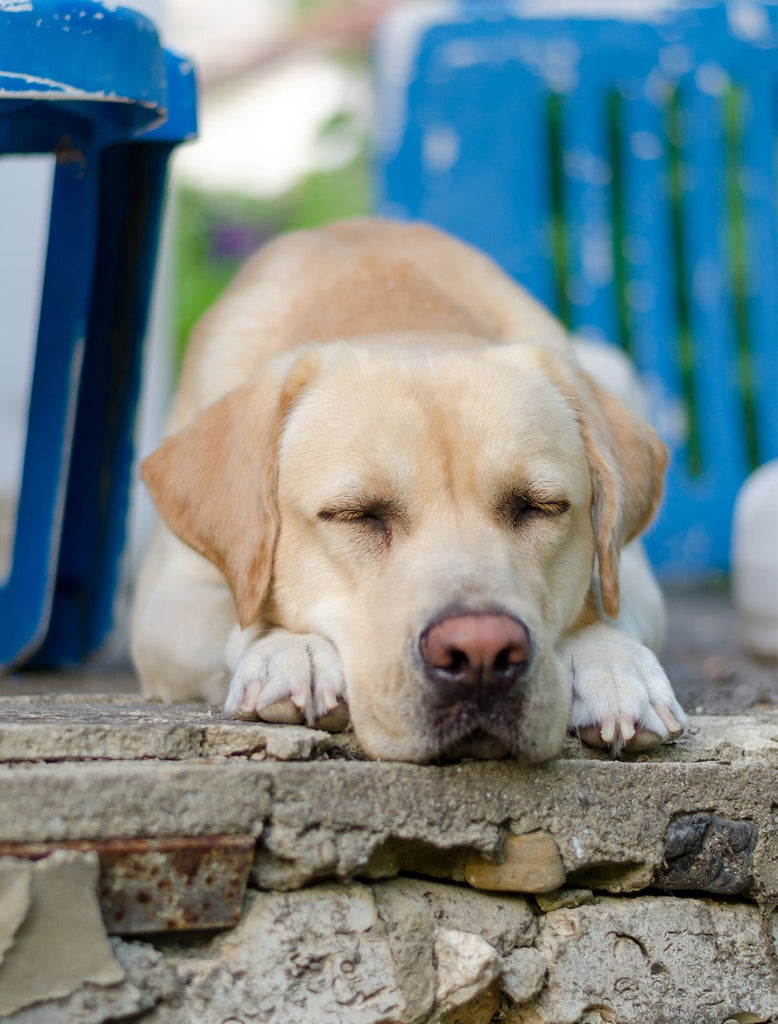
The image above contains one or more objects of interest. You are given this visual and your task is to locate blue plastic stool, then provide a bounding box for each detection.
[0,0,196,668]
[375,1,777,578]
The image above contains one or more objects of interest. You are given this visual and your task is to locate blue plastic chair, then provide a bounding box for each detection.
[0,0,196,668]
[375,1,777,578]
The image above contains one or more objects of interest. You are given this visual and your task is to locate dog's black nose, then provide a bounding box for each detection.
[419,613,532,693]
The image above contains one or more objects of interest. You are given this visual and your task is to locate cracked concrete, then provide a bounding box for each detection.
[2,699,776,901]
[2,878,775,1024]
[0,697,776,1022]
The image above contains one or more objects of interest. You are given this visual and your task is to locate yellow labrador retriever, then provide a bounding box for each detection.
[132,217,687,763]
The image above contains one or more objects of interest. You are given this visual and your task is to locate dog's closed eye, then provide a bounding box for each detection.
[318,498,393,524]
[317,498,406,547]
[498,489,571,530]
[319,507,386,529]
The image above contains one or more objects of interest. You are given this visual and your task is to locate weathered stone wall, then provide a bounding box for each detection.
[0,697,776,1023]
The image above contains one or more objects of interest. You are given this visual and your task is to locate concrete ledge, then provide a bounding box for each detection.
[1,697,776,900]
[0,697,776,1023]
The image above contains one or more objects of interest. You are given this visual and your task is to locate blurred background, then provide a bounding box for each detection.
[153,0,380,366]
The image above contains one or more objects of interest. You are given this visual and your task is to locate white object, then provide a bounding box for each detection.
[0,154,55,584]
[731,460,778,659]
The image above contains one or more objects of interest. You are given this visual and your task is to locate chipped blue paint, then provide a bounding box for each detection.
[0,1,165,128]
[0,1,197,668]
[377,0,778,577]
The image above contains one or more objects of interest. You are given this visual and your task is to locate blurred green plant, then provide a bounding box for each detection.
[174,136,370,369]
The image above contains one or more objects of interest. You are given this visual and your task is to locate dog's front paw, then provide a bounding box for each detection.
[224,626,348,731]
[560,625,688,754]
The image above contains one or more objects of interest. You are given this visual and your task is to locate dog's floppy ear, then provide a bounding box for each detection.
[563,368,668,618]
[141,350,321,627]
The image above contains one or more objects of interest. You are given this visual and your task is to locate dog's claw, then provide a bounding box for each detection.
[655,704,684,739]
[231,680,263,719]
[599,713,616,744]
[578,712,635,749]
[577,711,667,754]
[619,712,636,742]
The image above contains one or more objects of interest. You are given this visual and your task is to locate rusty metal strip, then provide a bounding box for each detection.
[0,835,255,934]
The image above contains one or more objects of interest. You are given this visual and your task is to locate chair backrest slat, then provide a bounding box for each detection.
[740,75,778,466]
[562,76,621,344]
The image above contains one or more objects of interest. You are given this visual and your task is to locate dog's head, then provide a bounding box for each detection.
[142,340,666,763]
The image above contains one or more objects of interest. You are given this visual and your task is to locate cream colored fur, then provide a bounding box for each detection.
[132,218,687,763]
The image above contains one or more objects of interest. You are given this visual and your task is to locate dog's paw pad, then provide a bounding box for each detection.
[224,629,347,728]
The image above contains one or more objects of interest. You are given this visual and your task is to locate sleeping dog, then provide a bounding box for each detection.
[132,217,687,763]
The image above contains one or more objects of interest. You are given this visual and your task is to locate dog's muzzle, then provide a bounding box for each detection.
[416,610,535,761]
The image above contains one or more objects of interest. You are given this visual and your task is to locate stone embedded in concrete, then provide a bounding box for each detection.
[465,832,566,893]
[524,896,778,1024]
[11,877,774,1024]
[656,813,759,895]
[371,878,539,1023]
[0,851,125,1018]
[434,928,501,1017]
[377,878,537,956]
[250,755,778,899]
[370,880,439,1023]
[500,947,548,1005]
[534,888,593,913]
